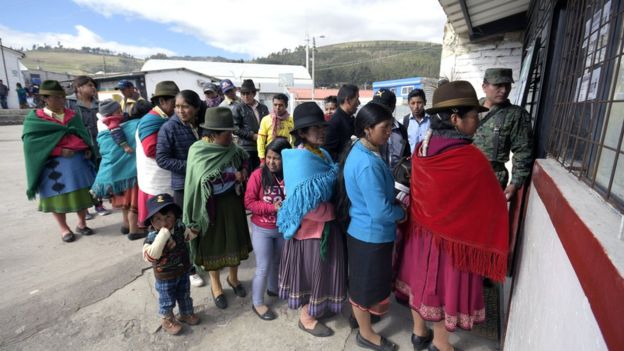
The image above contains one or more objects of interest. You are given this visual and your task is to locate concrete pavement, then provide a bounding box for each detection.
[0,125,498,351]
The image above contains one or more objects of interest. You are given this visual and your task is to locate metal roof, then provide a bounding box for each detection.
[439,0,530,36]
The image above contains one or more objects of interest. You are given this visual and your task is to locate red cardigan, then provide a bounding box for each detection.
[36,109,89,157]
[244,168,284,229]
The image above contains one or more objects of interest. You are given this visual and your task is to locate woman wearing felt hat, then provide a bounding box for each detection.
[22,80,97,242]
[182,107,252,310]
[276,102,347,337]
[394,81,509,351]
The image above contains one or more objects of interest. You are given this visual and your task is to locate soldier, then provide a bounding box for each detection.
[473,68,533,201]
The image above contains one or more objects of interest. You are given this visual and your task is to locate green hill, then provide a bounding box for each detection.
[22,48,144,75]
[254,40,442,87]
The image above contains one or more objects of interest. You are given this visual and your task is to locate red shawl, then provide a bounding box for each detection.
[410,143,509,281]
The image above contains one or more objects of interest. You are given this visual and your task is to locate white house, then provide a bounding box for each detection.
[0,45,26,109]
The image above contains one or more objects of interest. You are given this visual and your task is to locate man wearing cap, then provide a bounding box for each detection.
[134,81,180,237]
[232,79,270,172]
[218,79,239,108]
[473,68,533,200]
[203,82,223,108]
[115,80,146,117]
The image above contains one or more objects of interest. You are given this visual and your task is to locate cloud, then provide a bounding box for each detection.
[0,24,176,58]
[73,0,447,58]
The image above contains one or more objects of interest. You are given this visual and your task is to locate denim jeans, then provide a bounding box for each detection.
[251,224,284,306]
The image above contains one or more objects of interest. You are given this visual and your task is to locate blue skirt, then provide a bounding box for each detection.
[38,152,96,199]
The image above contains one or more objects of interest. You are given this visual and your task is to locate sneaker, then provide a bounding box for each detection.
[189,274,205,287]
[161,315,182,335]
[177,313,200,325]
[85,212,95,220]
[95,205,112,216]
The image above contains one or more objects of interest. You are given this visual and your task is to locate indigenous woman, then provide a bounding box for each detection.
[244,137,291,321]
[183,107,252,310]
[156,90,205,287]
[22,80,96,242]
[91,99,142,236]
[135,81,178,239]
[394,81,509,351]
[340,102,406,351]
[277,102,346,337]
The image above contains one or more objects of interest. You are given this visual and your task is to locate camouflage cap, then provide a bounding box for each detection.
[484,68,514,84]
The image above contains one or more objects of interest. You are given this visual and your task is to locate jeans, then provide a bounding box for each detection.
[0,95,7,109]
[251,224,284,306]
[154,273,193,316]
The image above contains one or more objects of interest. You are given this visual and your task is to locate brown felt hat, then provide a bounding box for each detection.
[39,80,66,97]
[425,80,489,114]
[151,81,180,100]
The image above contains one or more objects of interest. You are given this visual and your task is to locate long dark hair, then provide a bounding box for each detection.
[335,102,394,231]
[261,137,291,192]
[177,89,202,109]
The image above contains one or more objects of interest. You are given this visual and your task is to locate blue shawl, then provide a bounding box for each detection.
[91,119,140,197]
[277,147,338,239]
[138,110,167,141]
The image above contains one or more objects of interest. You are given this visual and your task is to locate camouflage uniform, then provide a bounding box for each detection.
[473,69,533,189]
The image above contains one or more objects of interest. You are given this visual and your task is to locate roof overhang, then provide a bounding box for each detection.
[439,0,529,40]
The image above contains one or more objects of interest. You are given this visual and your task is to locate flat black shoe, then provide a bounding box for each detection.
[412,328,434,350]
[252,305,277,321]
[356,332,397,351]
[349,313,382,329]
[428,345,462,351]
[120,226,129,235]
[212,290,228,309]
[127,232,147,241]
[75,226,94,236]
[226,276,247,297]
[267,290,278,297]
[61,232,75,243]
[297,320,333,337]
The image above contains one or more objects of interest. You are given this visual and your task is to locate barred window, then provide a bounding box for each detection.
[547,0,624,210]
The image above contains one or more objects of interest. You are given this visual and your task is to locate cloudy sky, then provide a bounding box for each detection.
[1,0,447,59]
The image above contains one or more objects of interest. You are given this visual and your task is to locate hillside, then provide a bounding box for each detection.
[22,49,144,75]
[254,40,442,87]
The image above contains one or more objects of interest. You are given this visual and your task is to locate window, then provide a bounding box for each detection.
[546,0,624,210]
[401,85,414,96]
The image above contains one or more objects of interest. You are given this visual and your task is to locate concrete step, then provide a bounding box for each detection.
[0,109,31,125]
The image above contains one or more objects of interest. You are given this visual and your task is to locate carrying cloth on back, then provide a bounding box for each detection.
[183,141,248,234]
[277,147,338,240]
[410,143,509,281]
[91,119,140,197]
[22,108,94,200]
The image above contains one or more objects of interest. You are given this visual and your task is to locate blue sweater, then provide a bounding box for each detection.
[156,114,201,190]
[344,141,404,243]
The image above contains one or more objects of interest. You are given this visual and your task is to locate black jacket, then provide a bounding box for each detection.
[324,107,355,161]
[232,101,270,152]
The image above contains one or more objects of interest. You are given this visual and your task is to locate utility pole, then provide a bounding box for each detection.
[305,32,310,72]
[311,35,325,102]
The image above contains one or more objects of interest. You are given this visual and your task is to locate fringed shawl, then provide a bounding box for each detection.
[91,119,140,197]
[410,143,509,281]
[183,141,248,234]
[277,147,338,239]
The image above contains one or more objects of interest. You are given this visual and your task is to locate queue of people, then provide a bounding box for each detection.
[21,70,532,350]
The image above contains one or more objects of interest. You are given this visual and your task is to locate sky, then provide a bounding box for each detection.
[0,0,447,60]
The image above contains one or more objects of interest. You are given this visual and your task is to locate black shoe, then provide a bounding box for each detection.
[226,276,247,297]
[297,320,333,337]
[427,345,462,351]
[127,232,147,241]
[349,313,382,329]
[355,332,397,351]
[267,290,278,297]
[75,226,94,236]
[61,232,75,243]
[412,328,434,350]
[120,226,129,235]
[212,290,228,309]
[252,305,277,321]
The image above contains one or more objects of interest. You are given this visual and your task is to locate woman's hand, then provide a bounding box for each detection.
[84,149,92,159]
[61,148,75,158]
[397,206,408,224]
[235,171,244,183]
[273,198,283,210]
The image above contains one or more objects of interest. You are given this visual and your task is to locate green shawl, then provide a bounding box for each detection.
[183,140,248,234]
[22,109,94,200]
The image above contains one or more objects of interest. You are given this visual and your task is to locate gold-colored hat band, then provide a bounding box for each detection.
[432,97,479,109]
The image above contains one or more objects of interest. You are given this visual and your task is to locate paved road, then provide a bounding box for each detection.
[0,125,497,350]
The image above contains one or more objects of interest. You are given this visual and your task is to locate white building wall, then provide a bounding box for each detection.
[0,48,26,109]
[144,70,210,101]
[439,22,523,97]
[504,169,607,350]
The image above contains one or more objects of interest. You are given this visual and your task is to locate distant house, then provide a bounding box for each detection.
[0,45,26,109]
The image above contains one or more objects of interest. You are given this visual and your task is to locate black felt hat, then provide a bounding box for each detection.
[239,79,258,93]
[291,102,327,133]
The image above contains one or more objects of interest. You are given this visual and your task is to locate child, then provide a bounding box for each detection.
[142,193,200,335]
[98,99,133,154]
